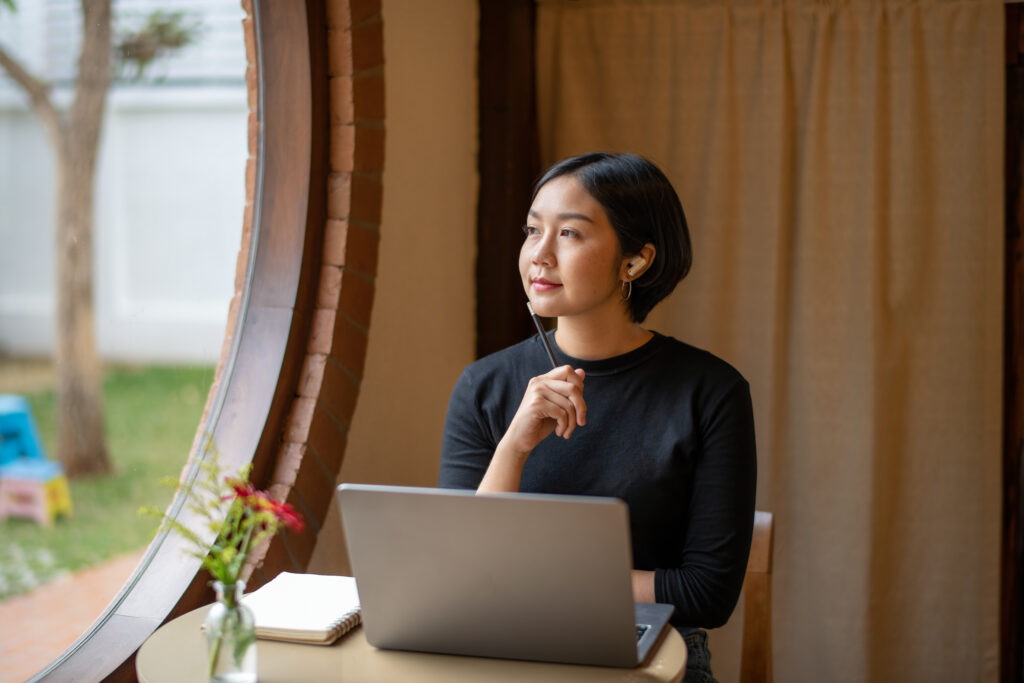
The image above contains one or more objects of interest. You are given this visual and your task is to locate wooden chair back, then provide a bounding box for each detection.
[740,510,774,683]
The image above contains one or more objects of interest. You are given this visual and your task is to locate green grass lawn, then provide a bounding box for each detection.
[0,365,214,600]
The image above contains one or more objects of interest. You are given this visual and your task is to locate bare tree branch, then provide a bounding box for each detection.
[0,42,64,147]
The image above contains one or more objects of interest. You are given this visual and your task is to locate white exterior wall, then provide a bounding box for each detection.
[0,0,246,363]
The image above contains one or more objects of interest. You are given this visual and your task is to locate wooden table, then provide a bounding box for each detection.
[136,605,687,683]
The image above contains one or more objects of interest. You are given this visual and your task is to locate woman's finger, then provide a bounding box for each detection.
[548,365,584,393]
[536,386,578,439]
[508,367,587,449]
[523,384,574,438]
[543,377,586,427]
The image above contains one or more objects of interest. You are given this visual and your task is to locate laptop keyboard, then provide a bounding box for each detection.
[636,624,650,641]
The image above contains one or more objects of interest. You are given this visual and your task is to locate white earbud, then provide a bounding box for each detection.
[627,257,648,277]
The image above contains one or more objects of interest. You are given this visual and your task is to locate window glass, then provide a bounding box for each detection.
[0,1,246,678]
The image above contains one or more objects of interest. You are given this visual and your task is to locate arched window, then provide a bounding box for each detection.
[30,2,384,679]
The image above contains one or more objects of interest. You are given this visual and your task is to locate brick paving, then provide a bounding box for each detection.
[0,548,146,683]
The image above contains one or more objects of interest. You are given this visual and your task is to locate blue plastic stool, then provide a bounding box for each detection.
[0,394,71,526]
[0,394,48,466]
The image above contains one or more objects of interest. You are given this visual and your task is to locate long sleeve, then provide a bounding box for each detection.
[654,377,757,628]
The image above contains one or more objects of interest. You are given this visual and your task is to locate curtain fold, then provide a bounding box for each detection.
[536,1,1003,680]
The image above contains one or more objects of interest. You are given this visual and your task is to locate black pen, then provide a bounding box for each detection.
[526,301,559,369]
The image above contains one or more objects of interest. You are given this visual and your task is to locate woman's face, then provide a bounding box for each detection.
[519,175,630,321]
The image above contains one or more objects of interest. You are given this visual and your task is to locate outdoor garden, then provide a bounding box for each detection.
[0,1,245,611]
[0,362,213,601]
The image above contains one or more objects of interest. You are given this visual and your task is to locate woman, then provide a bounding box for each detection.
[439,152,756,682]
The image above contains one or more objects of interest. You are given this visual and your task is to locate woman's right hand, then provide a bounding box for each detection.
[478,365,587,494]
[503,365,588,457]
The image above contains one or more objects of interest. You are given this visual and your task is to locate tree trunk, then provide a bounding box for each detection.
[54,0,113,476]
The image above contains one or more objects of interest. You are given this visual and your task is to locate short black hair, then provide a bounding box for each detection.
[532,152,692,323]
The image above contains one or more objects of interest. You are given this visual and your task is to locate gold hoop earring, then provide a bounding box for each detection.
[622,279,632,300]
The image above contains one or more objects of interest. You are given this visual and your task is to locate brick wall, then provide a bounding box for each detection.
[201,0,385,582]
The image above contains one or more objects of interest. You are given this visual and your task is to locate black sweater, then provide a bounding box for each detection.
[439,331,757,630]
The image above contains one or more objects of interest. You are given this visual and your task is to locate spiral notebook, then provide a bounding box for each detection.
[241,572,361,645]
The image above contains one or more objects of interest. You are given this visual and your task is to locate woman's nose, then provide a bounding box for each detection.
[531,231,556,266]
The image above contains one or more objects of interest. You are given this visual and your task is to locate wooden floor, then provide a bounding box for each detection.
[0,548,144,683]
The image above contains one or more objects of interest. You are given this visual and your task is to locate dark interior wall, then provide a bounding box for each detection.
[1003,9,1024,683]
[476,0,539,358]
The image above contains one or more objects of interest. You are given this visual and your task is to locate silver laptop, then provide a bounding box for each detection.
[336,483,674,668]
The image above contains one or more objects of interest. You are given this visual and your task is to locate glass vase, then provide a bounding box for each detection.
[203,580,257,682]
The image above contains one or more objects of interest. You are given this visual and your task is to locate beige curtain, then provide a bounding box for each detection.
[536,1,1004,680]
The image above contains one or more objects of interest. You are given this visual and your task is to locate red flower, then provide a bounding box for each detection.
[158,456,307,588]
[221,478,257,502]
[216,475,304,533]
[242,490,305,533]
[264,497,305,532]
[233,482,257,498]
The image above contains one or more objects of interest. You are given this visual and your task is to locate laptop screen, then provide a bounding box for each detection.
[337,483,672,667]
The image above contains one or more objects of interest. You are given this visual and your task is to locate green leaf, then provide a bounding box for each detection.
[115,9,202,81]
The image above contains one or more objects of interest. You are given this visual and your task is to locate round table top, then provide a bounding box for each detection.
[137,605,687,683]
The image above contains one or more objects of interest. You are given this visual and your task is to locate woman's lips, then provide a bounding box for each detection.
[531,278,562,292]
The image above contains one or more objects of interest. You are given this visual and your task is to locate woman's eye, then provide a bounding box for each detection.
[559,228,579,238]
[522,225,540,237]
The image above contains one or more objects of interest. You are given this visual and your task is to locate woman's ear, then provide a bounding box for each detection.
[623,243,656,279]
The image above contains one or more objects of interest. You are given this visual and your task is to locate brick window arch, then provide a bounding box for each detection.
[32,1,382,680]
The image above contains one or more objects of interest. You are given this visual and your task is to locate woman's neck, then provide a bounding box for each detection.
[554,312,653,360]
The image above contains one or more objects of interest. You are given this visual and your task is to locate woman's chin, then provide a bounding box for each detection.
[527,299,559,318]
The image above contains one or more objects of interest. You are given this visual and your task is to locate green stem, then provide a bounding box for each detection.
[208,633,222,677]
[231,518,256,580]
